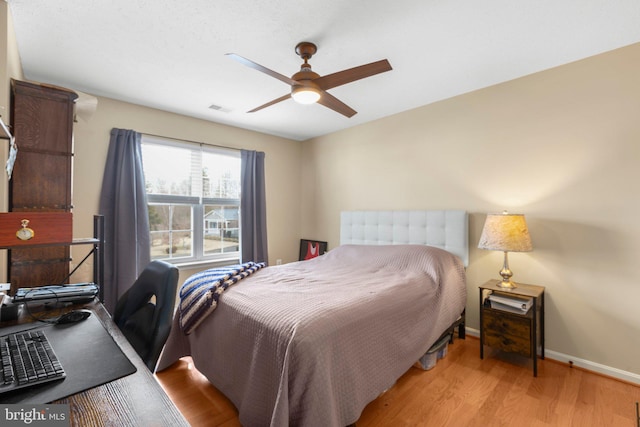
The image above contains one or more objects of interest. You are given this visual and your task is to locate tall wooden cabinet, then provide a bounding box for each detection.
[8,79,78,293]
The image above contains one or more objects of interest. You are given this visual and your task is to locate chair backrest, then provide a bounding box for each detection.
[113,260,179,372]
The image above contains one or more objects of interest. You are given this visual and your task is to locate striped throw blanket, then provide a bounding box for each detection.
[179,261,265,334]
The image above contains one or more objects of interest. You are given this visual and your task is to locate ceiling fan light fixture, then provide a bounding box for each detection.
[228,41,391,117]
[291,85,320,104]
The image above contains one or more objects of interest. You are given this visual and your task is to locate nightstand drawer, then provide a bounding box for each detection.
[482,309,531,357]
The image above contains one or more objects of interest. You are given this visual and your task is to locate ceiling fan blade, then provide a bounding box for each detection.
[314,59,392,90]
[317,91,357,118]
[226,53,297,86]
[248,94,291,113]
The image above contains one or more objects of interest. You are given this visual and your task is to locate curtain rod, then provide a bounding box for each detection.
[141,132,241,152]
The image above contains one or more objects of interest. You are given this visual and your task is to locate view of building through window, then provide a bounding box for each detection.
[141,136,241,263]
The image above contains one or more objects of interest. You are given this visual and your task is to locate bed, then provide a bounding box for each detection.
[157,210,468,427]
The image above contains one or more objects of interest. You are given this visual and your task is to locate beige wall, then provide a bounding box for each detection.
[1,1,24,204]
[302,43,640,378]
[1,2,23,280]
[1,2,9,223]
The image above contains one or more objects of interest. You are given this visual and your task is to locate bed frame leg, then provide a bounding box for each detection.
[458,321,465,340]
[457,309,466,340]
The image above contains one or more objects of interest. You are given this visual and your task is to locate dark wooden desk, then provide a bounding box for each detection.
[6,301,189,426]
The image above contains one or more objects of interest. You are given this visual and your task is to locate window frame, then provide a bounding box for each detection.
[141,135,241,266]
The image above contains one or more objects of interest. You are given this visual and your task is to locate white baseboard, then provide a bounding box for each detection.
[464,327,640,385]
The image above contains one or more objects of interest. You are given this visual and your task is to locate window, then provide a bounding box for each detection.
[141,135,241,264]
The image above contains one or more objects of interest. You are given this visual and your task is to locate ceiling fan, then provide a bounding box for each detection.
[226,42,392,118]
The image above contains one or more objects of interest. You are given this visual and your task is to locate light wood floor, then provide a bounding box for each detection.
[155,337,640,426]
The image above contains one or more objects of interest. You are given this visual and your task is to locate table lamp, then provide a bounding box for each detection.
[478,211,533,289]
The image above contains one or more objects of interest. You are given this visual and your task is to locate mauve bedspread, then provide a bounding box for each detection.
[157,244,467,427]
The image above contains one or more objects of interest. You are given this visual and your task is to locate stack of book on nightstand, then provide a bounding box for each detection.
[486,292,533,314]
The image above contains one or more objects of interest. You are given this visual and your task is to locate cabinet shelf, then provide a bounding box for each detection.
[0,238,99,250]
[0,215,105,302]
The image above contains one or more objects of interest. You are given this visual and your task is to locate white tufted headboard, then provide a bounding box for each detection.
[340,210,469,266]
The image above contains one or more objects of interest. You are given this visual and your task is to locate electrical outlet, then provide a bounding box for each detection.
[276,259,282,265]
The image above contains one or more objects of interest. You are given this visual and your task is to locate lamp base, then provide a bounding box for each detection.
[498,251,517,289]
[497,279,517,289]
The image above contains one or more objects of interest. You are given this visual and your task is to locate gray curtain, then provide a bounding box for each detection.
[99,128,151,313]
[240,150,268,263]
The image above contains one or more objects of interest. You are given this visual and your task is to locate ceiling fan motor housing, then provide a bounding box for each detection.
[292,69,320,82]
[295,42,317,61]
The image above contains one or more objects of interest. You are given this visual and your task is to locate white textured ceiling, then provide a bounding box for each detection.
[7,0,640,141]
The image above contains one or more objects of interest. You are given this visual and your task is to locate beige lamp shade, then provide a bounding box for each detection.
[478,212,532,288]
[478,212,533,252]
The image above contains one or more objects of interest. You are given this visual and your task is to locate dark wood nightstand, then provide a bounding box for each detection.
[479,279,545,376]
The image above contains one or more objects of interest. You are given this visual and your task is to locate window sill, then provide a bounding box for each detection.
[172,257,240,271]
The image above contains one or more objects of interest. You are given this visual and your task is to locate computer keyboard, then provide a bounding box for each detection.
[0,330,66,394]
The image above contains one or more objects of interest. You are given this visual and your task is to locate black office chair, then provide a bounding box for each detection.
[113,260,179,372]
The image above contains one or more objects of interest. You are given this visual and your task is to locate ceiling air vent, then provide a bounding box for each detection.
[208,104,231,113]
